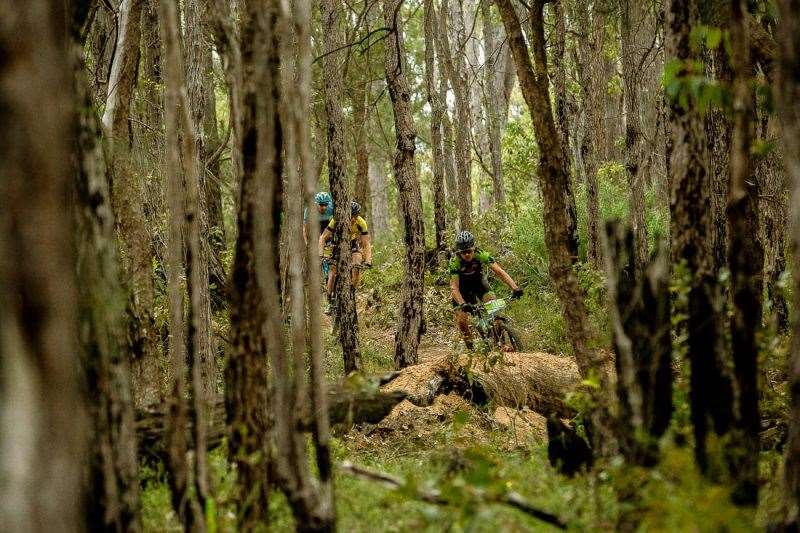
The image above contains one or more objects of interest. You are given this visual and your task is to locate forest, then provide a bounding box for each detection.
[1,0,800,530]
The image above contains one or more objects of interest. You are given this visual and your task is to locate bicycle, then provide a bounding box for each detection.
[326,262,371,333]
[461,295,524,353]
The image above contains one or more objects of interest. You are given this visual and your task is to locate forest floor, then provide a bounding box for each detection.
[140,256,782,531]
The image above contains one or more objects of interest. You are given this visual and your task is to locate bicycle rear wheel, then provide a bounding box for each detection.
[491,319,524,352]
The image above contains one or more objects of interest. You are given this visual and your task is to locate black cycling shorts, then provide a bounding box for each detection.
[451,278,492,308]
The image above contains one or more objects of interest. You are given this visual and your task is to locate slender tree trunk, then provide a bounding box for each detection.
[224,2,272,526]
[102,0,144,140]
[352,79,372,219]
[621,0,649,272]
[275,1,335,527]
[707,51,732,277]
[481,0,507,211]
[425,0,447,252]
[385,0,427,368]
[322,0,360,374]
[139,0,162,152]
[105,0,160,408]
[438,3,473,230]
[495,0,615,454]
[726,0,763,506]
[368,157,391,239]
[72,8,141,529]
[777,0,800,525]
[758,117,789,332]
[666,0,734,474]
[438,46,459,206]
[0,2,86,528]
[572,0,605,267]
[549,0,579,261]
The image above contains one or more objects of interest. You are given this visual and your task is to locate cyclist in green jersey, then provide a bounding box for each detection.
[319,201,373,312]
[449,230,523,349]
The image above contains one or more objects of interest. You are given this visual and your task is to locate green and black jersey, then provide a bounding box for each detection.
[448,249,495,302]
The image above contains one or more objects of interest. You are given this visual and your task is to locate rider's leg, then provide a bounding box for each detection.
[454,307,474,349]
[351,251,363,287]
[326,265,337,299]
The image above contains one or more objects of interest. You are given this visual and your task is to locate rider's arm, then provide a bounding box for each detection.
[450,276,466,306]
[490,262,519,291]
[360,234,372,264]
[318,228,332,257]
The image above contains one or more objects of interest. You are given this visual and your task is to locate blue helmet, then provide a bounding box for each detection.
[314,191,332,205]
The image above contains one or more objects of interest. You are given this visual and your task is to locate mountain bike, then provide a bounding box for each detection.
[462,296,524,352]
[327,262,371,334]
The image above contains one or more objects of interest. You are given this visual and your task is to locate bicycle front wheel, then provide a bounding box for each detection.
[491,319,524,352]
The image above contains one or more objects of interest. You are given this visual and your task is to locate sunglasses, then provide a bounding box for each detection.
[459,248,475,256]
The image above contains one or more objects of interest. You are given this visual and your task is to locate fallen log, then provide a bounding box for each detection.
[135,386,407,460]
[382,352,583,418]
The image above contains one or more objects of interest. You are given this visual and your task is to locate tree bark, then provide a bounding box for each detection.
[224,2,273,526]
[352,78,372,220]
[437,2,473,230]
[0,2,86,528]
[425,0,447,252]
[384,0,427,369]
[481,0,507,210]
[72,8,141,529]
[495,0,615,453]
[322,0,360,374]
[275,1,335,527]
[776,0,800,525]
[621,0,649,272]
[437,37,459,206]
[666,0,734,473]
[726,0,763,506]
[549,0,579,261]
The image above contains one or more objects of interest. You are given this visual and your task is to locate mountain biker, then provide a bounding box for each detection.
[304,191,335,240]
[449,230,523,350]
[319,201,373,313]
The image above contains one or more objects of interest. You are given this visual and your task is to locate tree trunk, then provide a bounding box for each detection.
[162,0,214,525]
[776,0,800,525]
[435,28,459,206]
[139,0,162,152]
[666,0,734,474]
[621,0,649,272]
[572,0,605,268]
[425,0,447,252]
[758,117,789,333]
[549,0,578,261]
[603,221,672,467]
[105,0,160,408]
[495,0,615,454]
[437,3,473,230]
[481,0,507,210]
[384,0,427,369]
[352,79,372,220]
[322,0,360,374]
[727,0,763,506]
[275,0,335,526]
[0,2,86,528]
[224,2,272,526]
[102,0,143,140]
[72,8,141,529]
[368,157,391,239]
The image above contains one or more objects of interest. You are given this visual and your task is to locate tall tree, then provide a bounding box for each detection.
[425,0,447,252]
[726,0,763,506]
[777,0,800,526]
[104,0,161,407]
[322,0,360,374]
[72,4,141,530]
[437,1,474,230]
[666,0,734,473]
[160,0,213,525]
[571,0,607,267]
[621,0,649,272]
[495,0,615,452]
[385,0,427,368]
[225,1,272,526]
[0,1,86,528]
[481,0,508,210]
